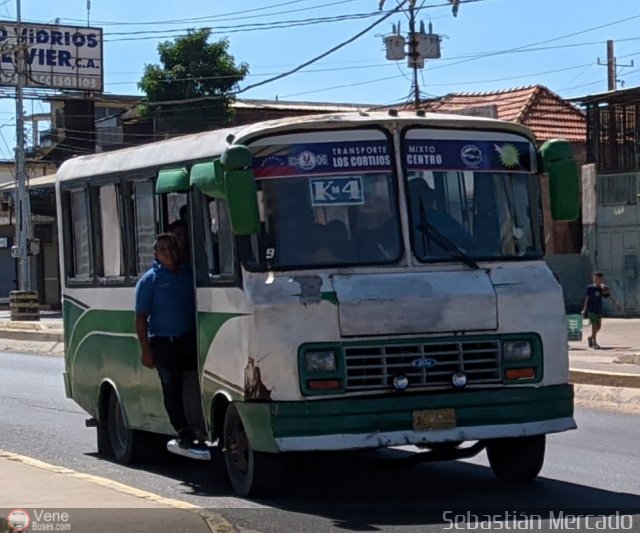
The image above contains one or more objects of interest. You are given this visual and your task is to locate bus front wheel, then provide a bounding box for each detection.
[223,404,283,496]
[486,434,546,482]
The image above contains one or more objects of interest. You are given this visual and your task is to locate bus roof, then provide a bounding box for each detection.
[56,111,536,183]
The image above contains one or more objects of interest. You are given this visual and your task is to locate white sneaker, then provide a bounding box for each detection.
[166,438,211,461]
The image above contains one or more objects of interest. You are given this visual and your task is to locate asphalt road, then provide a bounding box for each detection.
[1,351,640,533]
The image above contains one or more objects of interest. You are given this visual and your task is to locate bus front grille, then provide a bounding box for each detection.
[344,340,502,392]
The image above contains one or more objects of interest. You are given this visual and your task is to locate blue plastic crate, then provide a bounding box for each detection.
[566,314,583,341]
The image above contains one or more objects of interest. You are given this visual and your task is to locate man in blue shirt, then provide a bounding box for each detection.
[581,272,619,349]
[135,233,204,456]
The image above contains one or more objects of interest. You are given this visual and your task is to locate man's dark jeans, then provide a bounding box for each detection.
[150,330,198,436]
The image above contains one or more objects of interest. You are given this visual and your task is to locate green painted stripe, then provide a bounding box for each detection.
[67,308,135,355]
[63,294,89,310]
[63,303,247,436]
[63,298,87,354]
[70,331,169,431]
[235,402,278,453]
[240,384,574,442]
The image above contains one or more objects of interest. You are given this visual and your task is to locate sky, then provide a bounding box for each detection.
[0,0,639,158]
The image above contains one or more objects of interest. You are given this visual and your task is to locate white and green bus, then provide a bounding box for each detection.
[58,111,579,496]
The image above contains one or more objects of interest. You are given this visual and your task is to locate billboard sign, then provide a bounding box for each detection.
[0,21,103,92]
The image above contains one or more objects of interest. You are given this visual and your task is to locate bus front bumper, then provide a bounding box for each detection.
[236,384,575,453]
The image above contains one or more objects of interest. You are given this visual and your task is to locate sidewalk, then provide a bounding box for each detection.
[568,317,640,383]
[0,308,64,356]
[0,451,236,532]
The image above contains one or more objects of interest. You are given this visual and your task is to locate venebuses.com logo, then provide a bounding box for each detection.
[5,509,71,532]
[6,509,30,532]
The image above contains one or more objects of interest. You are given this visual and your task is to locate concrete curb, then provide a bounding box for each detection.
[0,336,64,356]
[574,383,640,413]
[0,328,63,342]
[0,326,64,356]
[570,368,640,389]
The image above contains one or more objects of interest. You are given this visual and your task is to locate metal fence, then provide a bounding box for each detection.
[597,172,639,205]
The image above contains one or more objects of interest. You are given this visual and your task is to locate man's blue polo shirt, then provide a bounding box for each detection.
[134,260,195,337]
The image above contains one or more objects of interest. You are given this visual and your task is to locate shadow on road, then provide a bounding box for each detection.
[91,445,640,532]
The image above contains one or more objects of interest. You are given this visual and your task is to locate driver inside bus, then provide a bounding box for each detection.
[409,178,477,255]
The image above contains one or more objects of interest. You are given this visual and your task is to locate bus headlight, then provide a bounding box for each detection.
[503,341,532,361]
[305,351,337,372]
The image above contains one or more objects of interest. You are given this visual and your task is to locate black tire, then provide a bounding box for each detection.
[96,416,113,458]
[223,403,284,497]
[107,392,147,464]
[487,434,546,482]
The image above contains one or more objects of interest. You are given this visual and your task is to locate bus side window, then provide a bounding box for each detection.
[62,187,93,281]
[132,180,156,275]
[97,183,124,278]
[162,192,188,228]
[206,198,236,280]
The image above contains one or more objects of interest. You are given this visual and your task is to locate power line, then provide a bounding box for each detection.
[55,0,364,26]
[102,9,413,42]
[273,52,640,98]
[74,0,485,43]
[237,1,408,97]
[425,12,640,74]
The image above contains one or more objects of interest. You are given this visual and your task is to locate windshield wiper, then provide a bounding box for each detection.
[416,221,480,270]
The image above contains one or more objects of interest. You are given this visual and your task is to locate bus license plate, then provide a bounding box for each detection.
[413,409,456,431]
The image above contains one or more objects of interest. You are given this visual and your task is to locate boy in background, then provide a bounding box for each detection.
[582,272,619,349]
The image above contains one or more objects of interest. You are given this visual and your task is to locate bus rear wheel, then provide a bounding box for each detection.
[486,434,546,482]
[223,404,284,496]
[107,392,146,464]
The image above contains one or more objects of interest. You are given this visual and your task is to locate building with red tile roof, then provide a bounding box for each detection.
[418,85,586,145]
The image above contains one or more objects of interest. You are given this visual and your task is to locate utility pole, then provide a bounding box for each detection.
[598,40,634,91]
[606,39,615,91]
[10,0,39,320]
[408,0,420,109]
[14,0,31,291]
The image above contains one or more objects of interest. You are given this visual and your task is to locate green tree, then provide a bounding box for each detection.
[138,29,248,134]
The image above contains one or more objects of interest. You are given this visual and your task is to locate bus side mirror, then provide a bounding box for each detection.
[191,146,260,235]
[220,145,260,235]
[191,160,226,199]
[539,139,580,221]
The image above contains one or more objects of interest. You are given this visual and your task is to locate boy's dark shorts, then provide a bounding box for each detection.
[587,313,602,326]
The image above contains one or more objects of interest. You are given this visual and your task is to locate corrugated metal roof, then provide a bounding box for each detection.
[416,85,586,143]
[0,173,56,192]
[233,98,369,112]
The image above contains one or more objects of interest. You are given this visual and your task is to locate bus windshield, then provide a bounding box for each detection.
[407,170,542,261]
[245,131,402,270]
[403,128,542,262]
[250,172,402,269]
